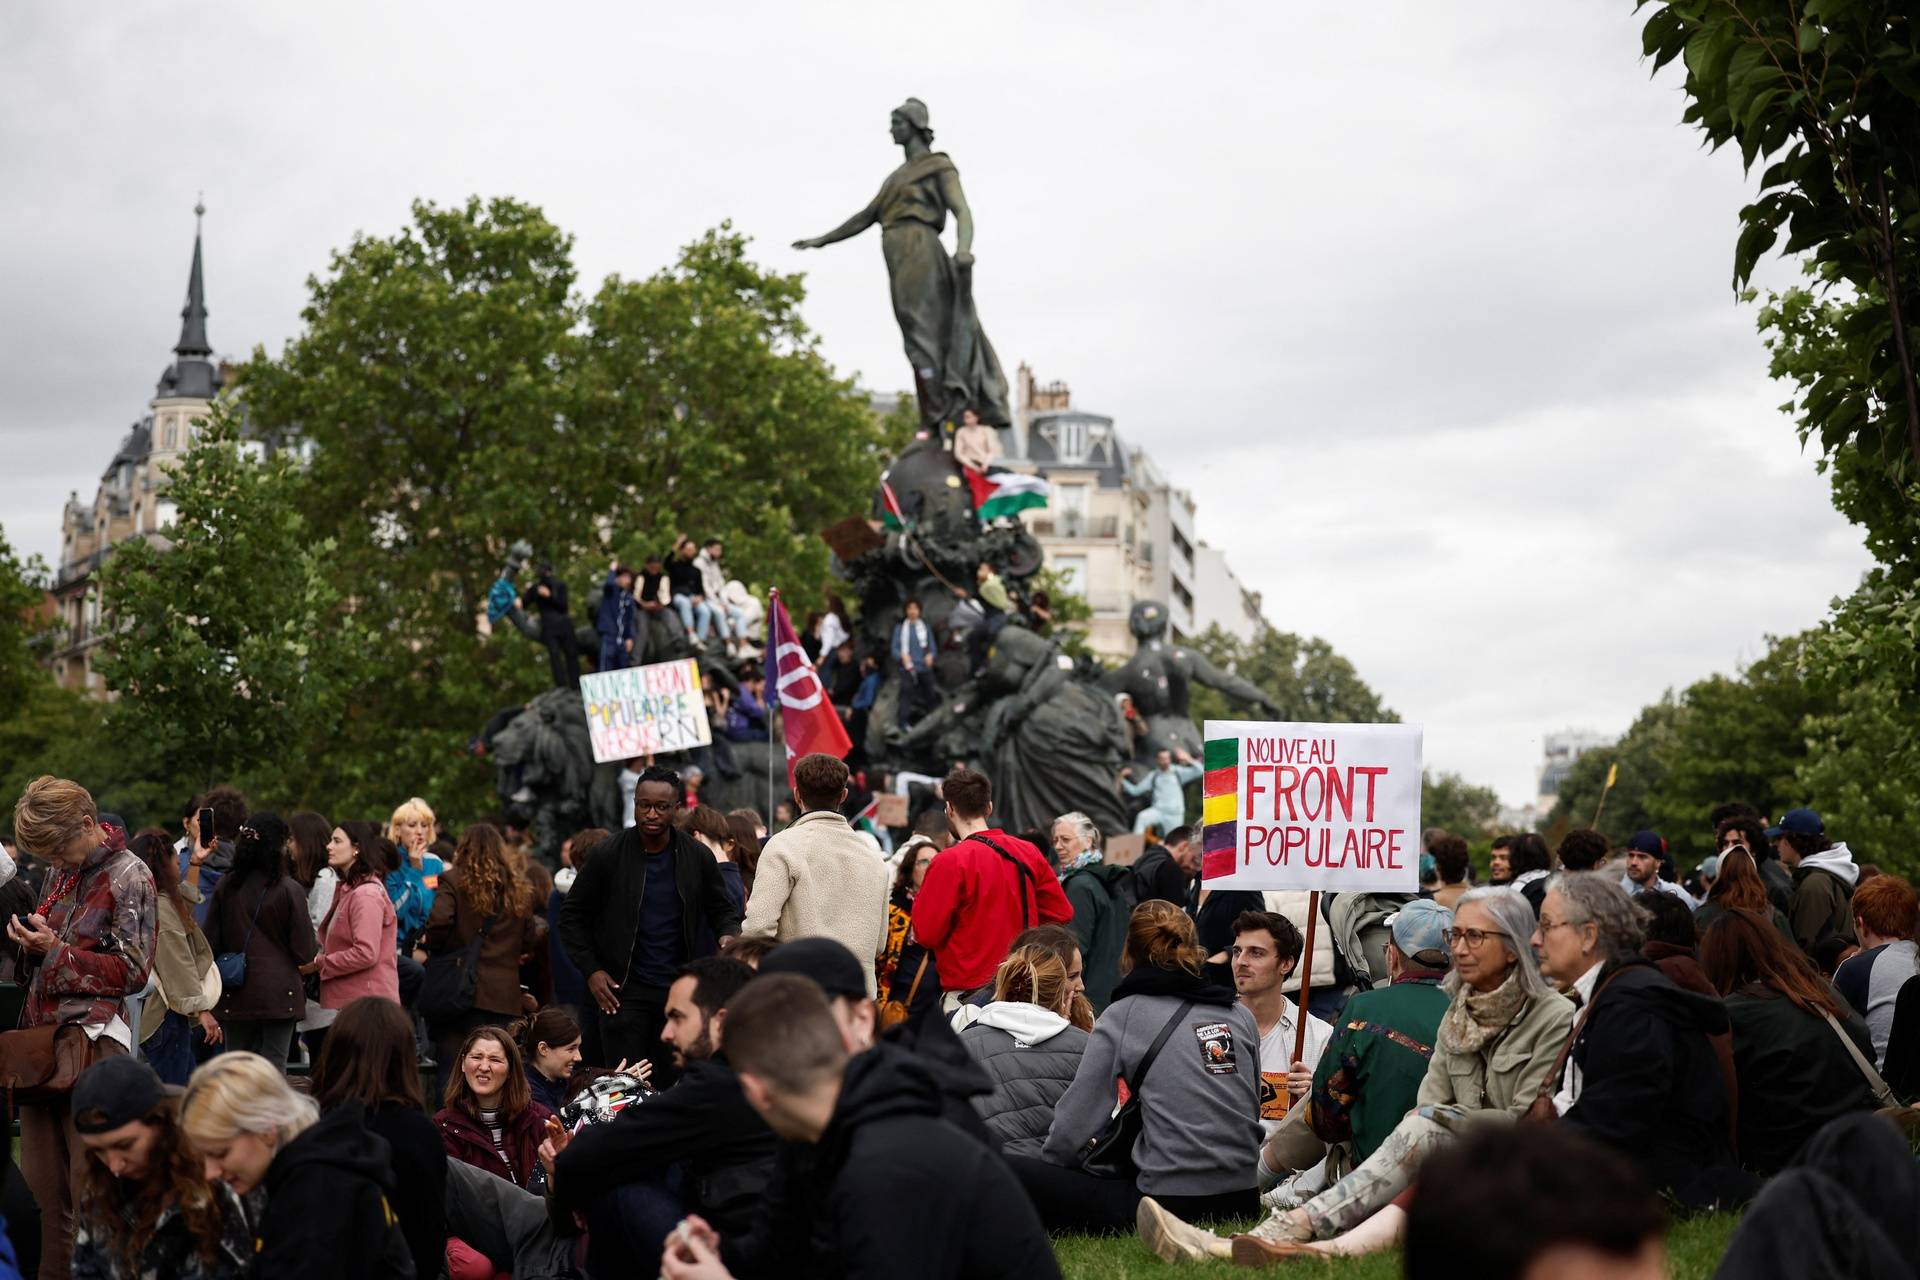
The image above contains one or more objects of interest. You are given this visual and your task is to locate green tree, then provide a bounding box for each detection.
[240,200,919,818]
[93,409,365,793]
[1187,624,1397,728]
[1548,698,1688,848]
[1640,633,1822,861]
[1421,770,1502,841]
[0,526,51,714]
[580,225,912,611]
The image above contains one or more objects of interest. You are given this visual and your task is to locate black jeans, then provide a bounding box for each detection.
[542,615,582,689]
[1003,1152,1258,1234]
[601,985,674,1089]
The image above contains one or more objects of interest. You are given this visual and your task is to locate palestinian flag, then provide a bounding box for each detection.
[966,466,1049,522]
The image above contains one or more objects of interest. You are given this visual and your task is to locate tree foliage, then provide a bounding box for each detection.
[0,526,51,715]
[94,409,365,792]
[1186,624,1397,728]
[227,198,910,819]
[1421,771,1502,841]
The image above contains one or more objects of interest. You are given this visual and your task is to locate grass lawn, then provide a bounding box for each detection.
[1053,1212,1739,1278]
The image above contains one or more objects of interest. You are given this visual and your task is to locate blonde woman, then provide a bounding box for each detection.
[953,941,1093,1156]
[8,775,157,1280]
[386,797,443,891]
[181,1052,413,1278]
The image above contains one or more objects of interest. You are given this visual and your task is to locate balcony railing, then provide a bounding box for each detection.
[1028,514,1119,539]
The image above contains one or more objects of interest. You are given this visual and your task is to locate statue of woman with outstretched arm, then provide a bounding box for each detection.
[794,98,1011,432]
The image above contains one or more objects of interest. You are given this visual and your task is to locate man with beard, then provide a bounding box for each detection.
[544,956,775,1279]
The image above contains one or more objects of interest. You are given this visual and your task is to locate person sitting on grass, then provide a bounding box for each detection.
[954,940,1092,1156]
[1012,900,1260,1235]
[658,973,1060,1280]
[1138,887,1572,1265]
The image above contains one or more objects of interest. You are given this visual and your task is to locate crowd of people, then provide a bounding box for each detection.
[0,764,1915,1280]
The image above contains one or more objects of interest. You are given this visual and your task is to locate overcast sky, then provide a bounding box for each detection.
[0,3,1872,807]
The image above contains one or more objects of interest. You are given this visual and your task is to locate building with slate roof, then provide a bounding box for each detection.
[49,204,228,693]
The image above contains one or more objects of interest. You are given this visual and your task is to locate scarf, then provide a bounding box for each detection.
[1068,849,1103,872]
[1110,961,1239,1009]
[1438,969,1528,1056]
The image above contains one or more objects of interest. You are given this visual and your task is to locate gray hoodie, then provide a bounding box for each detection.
[1040,990,1260,1196]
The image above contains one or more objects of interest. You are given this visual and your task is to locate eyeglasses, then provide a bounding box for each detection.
[1534,918,1578,934]
[915,857,937,869]
[634,800,676,815]
[1443,927,1509,949]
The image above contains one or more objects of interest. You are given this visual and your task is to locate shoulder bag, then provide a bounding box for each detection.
[419,910,500,1027]
[1823,1010,1899,1109]
[877,954,930,1031]
[0,859,133,1107]
[213,883,268,989]
[970,833,1037,930]
[1077,998,1195,1179]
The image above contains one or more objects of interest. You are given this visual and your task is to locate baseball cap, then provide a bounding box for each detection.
[98,814,128,838]
[1387,899,1452,964]
[1625,830,1665,856]
[1764,808,1823,840]
[759,937,869,1000]
[72,1056,171,1134]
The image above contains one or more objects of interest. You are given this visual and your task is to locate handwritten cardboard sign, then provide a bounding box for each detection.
[1200,720,1421,893]
[581,659,711,764]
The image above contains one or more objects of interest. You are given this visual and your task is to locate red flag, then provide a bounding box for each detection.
[764,591,852,781]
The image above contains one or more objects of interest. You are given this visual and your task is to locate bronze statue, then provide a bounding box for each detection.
[794,98,1011,432]
[1105,601,1281,764]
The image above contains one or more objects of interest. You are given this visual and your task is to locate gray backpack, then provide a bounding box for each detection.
[1326,892,1416,990]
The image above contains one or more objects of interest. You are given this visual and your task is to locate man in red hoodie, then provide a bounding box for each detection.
[910,768,1072,1011]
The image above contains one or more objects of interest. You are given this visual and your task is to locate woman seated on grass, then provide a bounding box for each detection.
[1006,900,1261,1233]
[435,1025,555,1192]
[1139,887,1574,1266]
[955,939,1093,1155]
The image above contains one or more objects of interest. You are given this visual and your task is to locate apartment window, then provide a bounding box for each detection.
[1171,527,1194,566]
[1053,555,1089,597]
[1057,419,1088,462]
[1172,579,1194,613]
[1056,484,1089,536]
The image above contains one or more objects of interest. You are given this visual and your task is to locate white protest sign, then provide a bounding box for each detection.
[1199,719,1422,893]
[580,658,711,763]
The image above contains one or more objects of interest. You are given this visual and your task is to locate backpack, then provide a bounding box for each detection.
[1325,892,1415,991]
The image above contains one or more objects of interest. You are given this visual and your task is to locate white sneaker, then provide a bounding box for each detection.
[1137,1196,1230,1263]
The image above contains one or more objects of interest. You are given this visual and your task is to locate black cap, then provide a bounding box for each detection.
[759,937,868,1000]
[72,1056,171,1134]
[98,814,127,837]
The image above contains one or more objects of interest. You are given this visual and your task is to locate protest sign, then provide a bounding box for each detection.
[1200,720,1421,893]
[580,659,711,763]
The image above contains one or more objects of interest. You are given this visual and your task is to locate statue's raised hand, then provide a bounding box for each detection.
[792,237,822,251]
[953,250,976,268]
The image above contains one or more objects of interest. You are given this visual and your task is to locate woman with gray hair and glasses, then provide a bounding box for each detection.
[1141,888,1575,1266]
[1529,872,1743,1207]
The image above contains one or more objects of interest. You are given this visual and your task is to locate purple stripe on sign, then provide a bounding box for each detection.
[1203,822,1237,853]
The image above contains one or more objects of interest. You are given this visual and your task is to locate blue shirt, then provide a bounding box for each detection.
[627,846,686,988]
[1122,762,1203,814]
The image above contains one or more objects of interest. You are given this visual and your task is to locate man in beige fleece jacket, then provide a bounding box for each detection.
[740,753,890,995]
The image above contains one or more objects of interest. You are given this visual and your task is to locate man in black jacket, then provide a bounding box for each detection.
[560,767,742,1085]
[528,560,581,689]
[1531,873,1750,1209]
[1132,826,1198,910]
[546,956,774,1279]
[669,974,1059,1280]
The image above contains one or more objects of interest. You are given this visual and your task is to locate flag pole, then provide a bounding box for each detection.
[1292,891,1319,1068]
[766,587,779,830]
[1591,761,1618,829]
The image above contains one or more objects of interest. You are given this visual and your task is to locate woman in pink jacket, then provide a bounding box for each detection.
[302,820,400,1018]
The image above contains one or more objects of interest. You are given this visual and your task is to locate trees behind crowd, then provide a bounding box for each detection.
[1,199,912,824]
[1573,4,1920,875]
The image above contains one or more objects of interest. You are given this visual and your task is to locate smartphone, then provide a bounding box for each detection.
[197,807,216,847]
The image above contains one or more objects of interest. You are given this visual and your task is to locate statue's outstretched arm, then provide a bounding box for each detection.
[937,169,974,260]
[1188,652,1280,715]
[793,195,882,250]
